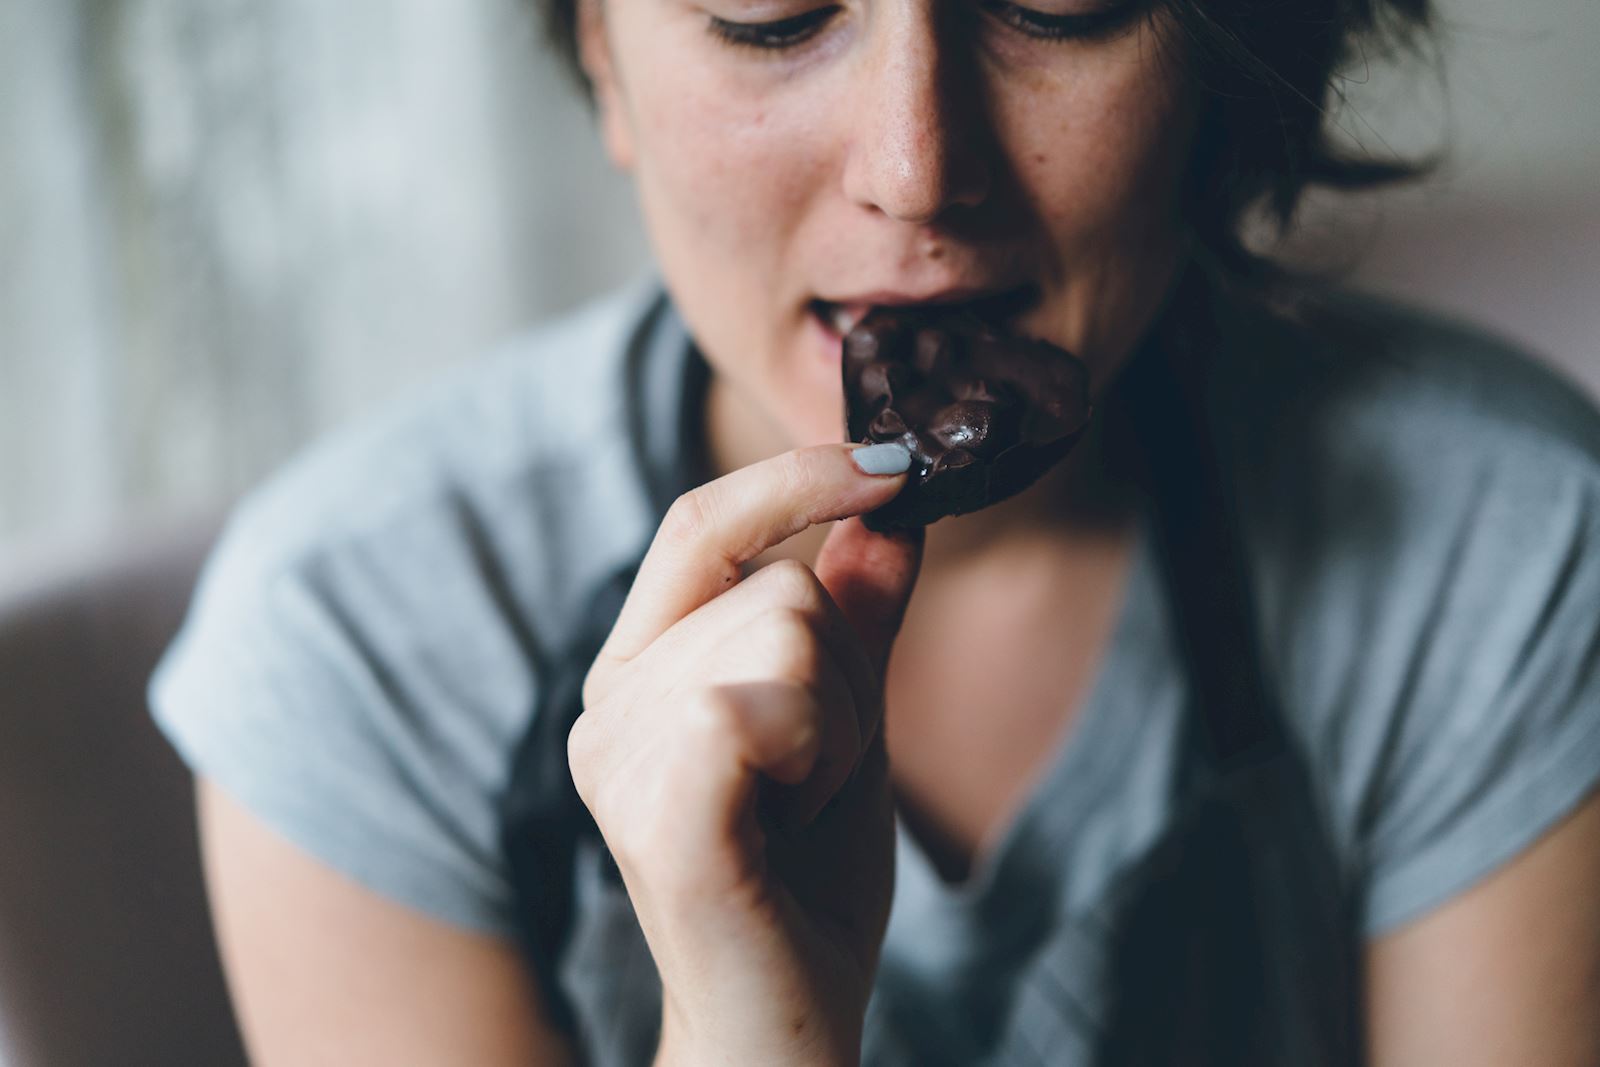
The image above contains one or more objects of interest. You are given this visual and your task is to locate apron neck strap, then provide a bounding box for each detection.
[1119,269,1284,773]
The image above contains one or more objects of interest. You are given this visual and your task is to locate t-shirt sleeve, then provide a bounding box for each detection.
[148,493,540,939]
[1350,449,1600,936]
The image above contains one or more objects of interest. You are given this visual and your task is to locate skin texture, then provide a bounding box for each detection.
[582,0,1196,454]
[194,0,1600,1062]
[198,780,579,1066]
[571,447,923,1065]
[1365,787,1600,1066]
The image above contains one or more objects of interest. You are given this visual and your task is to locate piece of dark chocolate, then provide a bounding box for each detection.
[842,308,1091,532]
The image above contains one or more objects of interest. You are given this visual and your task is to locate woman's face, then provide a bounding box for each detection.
[581,0,1197,450]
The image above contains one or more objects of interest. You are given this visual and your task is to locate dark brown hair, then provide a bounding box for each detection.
[1158,0,1434,279]
[532,0,1435,283]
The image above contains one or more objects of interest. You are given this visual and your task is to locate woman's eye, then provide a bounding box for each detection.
[706,0,1141,52]
[977,0,1144,41]
[707,7,840,50]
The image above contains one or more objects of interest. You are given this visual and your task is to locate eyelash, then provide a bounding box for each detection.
[707,2,1140,50]
[708,6,838,48]
[979,0,1142,40]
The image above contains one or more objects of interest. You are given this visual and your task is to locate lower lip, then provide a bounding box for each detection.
[808,307,845,369]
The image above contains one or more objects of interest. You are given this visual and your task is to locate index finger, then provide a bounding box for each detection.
[596,442,911,666]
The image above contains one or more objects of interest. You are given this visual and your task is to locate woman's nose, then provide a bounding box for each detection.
[841,12,992,225]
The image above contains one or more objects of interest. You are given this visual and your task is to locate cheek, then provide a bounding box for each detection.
[992,23,1191,253]
[616,47,848,447]
[990,32,1195,365]
[1014,86,1190,258]
[627,59,831,274]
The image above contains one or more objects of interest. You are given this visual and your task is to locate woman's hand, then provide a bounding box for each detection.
[569,443,922,1067]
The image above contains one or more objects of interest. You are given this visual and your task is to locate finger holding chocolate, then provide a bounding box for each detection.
[841,308,1093,532]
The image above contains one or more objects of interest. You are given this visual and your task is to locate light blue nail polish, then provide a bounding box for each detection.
[851,442,913,476]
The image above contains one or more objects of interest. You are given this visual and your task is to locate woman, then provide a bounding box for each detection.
[150,0,1600,1062]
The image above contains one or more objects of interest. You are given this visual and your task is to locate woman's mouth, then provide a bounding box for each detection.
[808,283,1041,347]
[808,300,872,340]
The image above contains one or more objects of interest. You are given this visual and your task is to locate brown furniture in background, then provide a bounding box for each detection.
[0,519,246,1067]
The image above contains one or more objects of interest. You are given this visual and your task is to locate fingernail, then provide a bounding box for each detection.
[851,443,912,476]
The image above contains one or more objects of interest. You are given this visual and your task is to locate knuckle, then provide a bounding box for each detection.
[683,685,743,746]
[761,606,823,673]
[753,558,826,614]
[584,758,644,847]
[580,663,607,711]
[566,713,600,802]
[662,487,715,546]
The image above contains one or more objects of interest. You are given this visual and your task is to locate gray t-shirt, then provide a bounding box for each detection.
[150,278,1600,1064]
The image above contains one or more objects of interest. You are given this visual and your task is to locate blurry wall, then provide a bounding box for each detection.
[1298,0,1600,396]
[0,0,648,555]
[1,0,1597,559]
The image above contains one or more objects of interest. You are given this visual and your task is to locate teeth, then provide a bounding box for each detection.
[830,304,868,335]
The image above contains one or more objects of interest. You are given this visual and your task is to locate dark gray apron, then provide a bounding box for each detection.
[496,276,1365,1065]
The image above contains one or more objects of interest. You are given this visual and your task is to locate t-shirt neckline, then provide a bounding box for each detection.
[891,511,1160,916]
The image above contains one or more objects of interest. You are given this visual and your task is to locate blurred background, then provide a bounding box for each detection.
[2,0,1598,570]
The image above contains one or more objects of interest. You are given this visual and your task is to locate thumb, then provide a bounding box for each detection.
[813,516,925,679]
